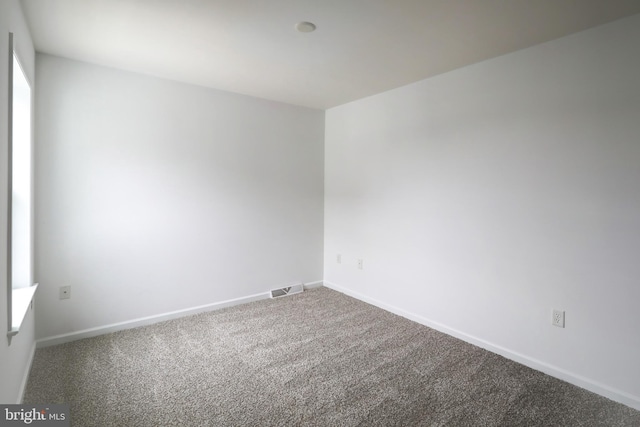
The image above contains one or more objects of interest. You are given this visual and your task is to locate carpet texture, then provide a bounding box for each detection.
[24,287,640,426]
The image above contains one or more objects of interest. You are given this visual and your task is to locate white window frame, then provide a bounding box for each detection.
[7,32,37,339]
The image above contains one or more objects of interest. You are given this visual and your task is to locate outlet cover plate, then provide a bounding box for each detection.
[552,309,565,328]
[60,286,71,300]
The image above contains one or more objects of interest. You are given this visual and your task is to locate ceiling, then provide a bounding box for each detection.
[20,0,640,109]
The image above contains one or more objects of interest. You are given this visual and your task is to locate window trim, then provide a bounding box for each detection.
[7,32,37,339]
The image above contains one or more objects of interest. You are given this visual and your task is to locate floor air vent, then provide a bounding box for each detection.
[270,283,304,298]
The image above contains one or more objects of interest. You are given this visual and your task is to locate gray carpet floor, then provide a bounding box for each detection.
[24,287,640,426]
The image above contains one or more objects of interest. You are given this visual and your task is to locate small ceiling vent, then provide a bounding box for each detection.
[270,283,304,298]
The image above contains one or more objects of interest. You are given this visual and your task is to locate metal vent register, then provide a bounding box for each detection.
[270,283,304,298]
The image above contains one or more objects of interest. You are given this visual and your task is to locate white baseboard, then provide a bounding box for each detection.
[37,281,324,349]
[303,280,323,289]
[323,281,640,411]
[18,341,36,403]
[37,292,271,348]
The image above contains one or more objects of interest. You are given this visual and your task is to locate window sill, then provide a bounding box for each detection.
[8,283,38,337]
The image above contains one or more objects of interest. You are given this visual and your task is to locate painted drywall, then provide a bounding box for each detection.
[34,55,324,339]
[0,0,37,404]
[325,14,640,408]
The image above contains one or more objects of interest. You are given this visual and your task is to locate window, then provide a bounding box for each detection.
[7,32,36,338]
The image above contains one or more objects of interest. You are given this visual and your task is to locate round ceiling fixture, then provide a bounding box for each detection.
[295,22,316,33]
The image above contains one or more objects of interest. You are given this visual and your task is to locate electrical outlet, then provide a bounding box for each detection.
[337,254,342,264]
[60,286,71,300]
[552,309,565,328]
[357,259,363,270]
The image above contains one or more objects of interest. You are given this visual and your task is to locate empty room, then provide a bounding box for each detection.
[2,0,640,425]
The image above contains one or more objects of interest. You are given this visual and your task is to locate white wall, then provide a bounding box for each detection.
[325,14,640,409]
[0,0,37,403]
[35,55,324,339]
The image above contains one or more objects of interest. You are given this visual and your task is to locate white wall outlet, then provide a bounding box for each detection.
[60,286,71,300]
[337,254,342,264]
[357,258,363,270]
[552,309,565,328]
